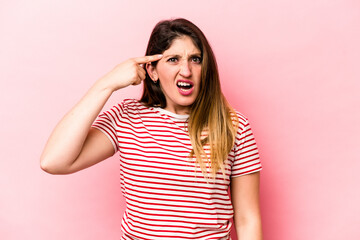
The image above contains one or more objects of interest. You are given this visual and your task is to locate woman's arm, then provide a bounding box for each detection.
[40,55,163,174]
[230,172,262,240]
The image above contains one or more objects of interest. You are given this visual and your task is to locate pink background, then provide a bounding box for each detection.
[1,0,359,239]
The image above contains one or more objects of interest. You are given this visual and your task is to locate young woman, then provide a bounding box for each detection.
[40,18,263,240]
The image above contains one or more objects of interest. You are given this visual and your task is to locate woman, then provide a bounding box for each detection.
[41,18,263,240]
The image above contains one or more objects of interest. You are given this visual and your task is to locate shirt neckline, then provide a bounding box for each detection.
[153,107,189,121]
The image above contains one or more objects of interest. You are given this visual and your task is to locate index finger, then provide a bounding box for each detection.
[134,54,163,64]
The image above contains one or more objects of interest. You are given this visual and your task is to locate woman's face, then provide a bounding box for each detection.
[148,35,202,115]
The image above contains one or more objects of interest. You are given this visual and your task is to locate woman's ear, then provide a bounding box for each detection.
[146,63,158,82]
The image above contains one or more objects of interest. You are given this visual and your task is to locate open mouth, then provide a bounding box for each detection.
[176,80,194,96]
[176,81,193,90]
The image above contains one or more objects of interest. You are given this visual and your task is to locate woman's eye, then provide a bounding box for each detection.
[192,57,202,63]
[167,57,178,63]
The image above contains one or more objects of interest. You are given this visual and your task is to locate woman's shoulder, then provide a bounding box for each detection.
[229,107,249,123]
[111,98,144,109]
[230,109,253,134]
[112,98,152,114]
[234,110,249,124]
[120,98,141,106]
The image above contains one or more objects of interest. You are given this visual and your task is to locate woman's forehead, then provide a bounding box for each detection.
[163,36,201,56]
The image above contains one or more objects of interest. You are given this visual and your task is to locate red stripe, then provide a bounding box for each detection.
[121,161,231,183]
[123,184,231,202]
[124,172,229,191]
[123,178,229,197]
[126,201,233,217]
[120,166,230,187]
[125,195,232,211]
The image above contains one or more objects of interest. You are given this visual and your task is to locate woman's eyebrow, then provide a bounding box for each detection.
[163,52,201,58]
[190,53,202,57]
[163,54,180,58]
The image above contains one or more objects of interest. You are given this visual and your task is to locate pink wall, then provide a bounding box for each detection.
[1,0,359,239]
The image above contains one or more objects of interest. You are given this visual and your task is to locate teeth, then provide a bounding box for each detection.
[177,82,191,87]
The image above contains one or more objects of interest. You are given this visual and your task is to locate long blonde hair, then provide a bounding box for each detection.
[140,18,238,178]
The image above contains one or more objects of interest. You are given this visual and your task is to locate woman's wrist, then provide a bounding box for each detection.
[91,77,117,97]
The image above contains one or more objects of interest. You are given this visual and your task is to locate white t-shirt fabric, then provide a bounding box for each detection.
[92,98,262,240]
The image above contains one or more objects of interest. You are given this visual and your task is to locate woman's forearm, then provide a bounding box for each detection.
[40,79,113,173]
[235,218,263,240]
[230,172,262,240]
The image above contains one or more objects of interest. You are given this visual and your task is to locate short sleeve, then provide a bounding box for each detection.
[231,117,262,178]
[91,103,124,153]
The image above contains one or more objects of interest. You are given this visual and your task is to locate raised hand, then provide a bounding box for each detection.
[100,54,163,91]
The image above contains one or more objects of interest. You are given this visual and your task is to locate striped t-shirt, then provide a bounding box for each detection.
[92,99,262,240]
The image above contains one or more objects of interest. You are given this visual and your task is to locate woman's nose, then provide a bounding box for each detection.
[179,60,191,77]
